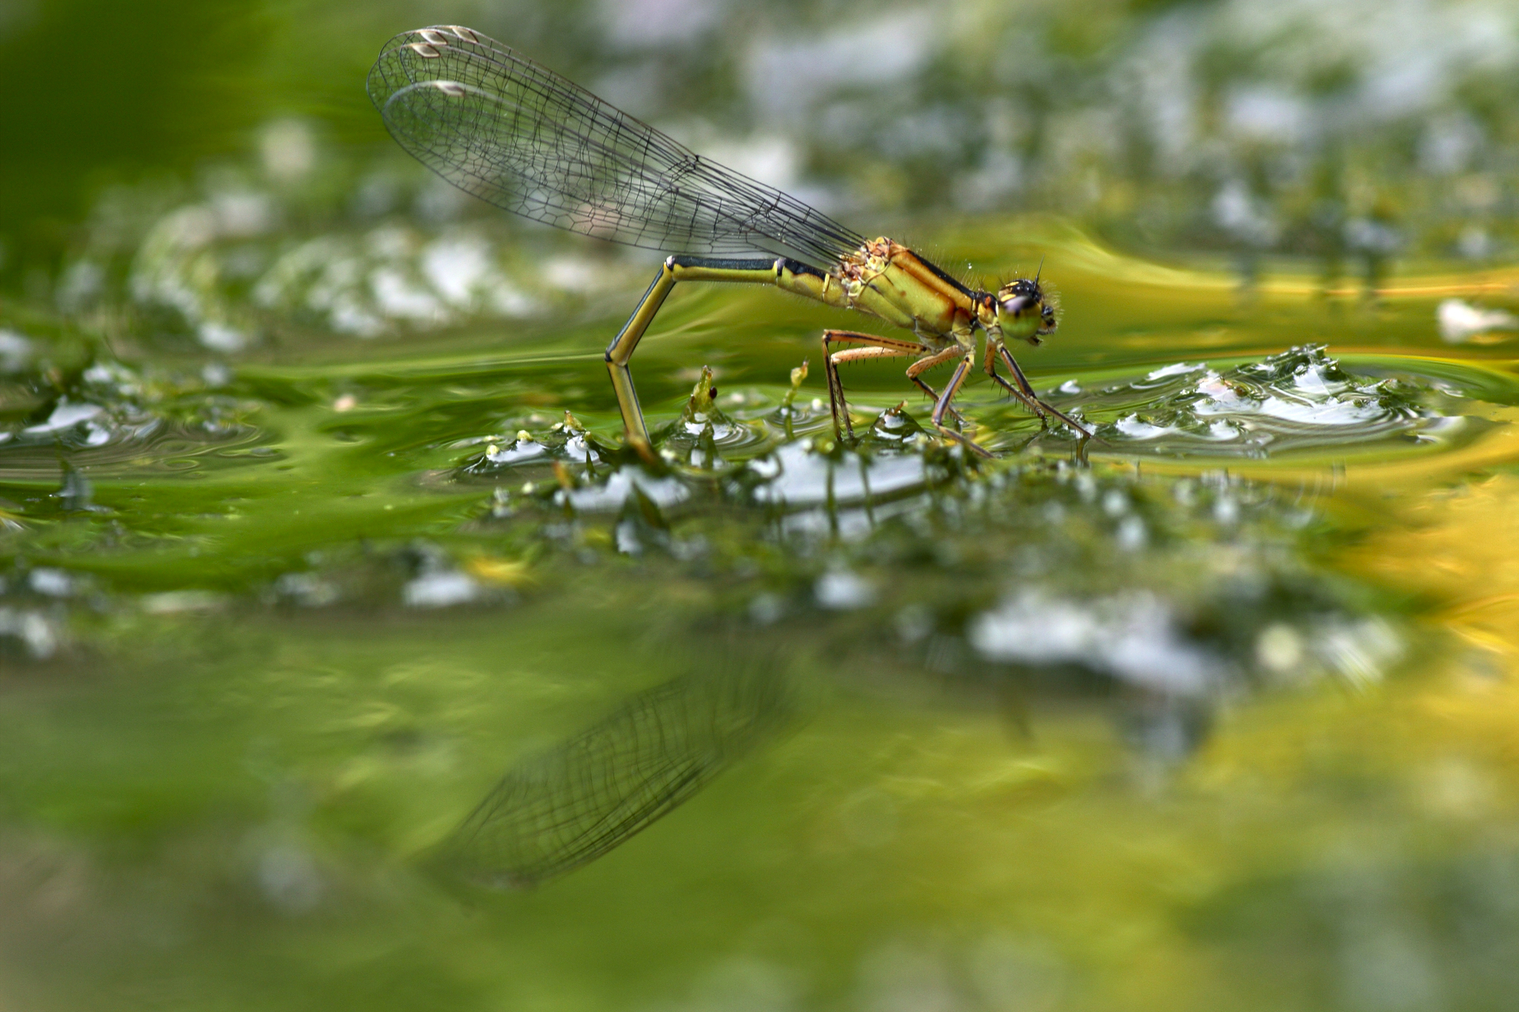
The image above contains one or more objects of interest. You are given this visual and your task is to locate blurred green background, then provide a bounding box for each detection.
[6,0,1519,286]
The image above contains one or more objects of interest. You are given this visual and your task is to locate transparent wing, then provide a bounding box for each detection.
[367,26,865,265]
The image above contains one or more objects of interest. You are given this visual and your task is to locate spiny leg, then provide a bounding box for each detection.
[981,339,1048,423]
[987,341,1094,439]
[930,351,993,458]
[905,345,968,424]
[831,345,967,423]
[606,255,781,457]
[820,330,926,439]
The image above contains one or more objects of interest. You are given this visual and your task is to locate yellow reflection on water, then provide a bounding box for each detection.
[1346,470,1519,677]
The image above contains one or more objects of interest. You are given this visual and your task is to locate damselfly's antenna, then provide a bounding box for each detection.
[1035,257,1045,284]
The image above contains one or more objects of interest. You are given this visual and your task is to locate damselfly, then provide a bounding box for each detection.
[368,25,1091,456]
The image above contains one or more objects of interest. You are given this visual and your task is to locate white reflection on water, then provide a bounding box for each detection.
[752,442,926,508]
[970,591,1224,696]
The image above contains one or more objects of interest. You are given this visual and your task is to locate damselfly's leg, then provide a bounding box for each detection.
[981,340,1047,420]
[987,341,1093,439]
[606,255,780,455]
[930,351,993,458]
[905,345,968,424]
[820,330,926,439]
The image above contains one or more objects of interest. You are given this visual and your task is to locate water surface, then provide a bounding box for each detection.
[4,213,1519,1011]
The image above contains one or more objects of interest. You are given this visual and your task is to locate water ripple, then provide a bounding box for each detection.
[1069,344,1506,458]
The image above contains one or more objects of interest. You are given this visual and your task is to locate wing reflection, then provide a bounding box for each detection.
[436,657,793,888]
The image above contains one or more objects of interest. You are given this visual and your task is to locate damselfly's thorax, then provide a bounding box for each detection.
[824,239,1058,349]
[824,238,982,343]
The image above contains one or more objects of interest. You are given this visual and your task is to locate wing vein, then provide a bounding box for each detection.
[367,26,865,264]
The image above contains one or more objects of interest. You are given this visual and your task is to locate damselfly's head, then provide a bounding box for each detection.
[994,275,1057,345]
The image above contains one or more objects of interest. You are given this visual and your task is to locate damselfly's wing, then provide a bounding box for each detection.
[368,26,865,265]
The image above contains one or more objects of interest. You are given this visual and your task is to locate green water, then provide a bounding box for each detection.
[6,3,1519,1010]
[5,214,1519,1010]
